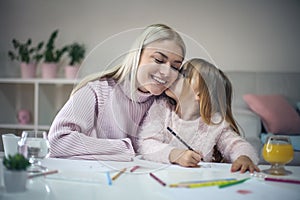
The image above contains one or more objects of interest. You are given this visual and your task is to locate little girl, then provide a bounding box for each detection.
[138,58,260,173]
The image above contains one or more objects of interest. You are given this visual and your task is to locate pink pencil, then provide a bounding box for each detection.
[130,165,140,172]
[149,172,166,187]
[265,177,300,184]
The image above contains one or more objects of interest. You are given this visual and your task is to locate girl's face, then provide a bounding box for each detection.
[165,72,198,103]
[165,76,184,101]
[136,40,183,95]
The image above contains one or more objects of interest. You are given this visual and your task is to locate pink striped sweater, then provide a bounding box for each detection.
[48,78,155,161]
[138,99,259,164]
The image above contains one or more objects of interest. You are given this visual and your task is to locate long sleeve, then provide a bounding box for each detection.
[48,78,154,161]
[138,100,175,164]
[216,125,260,165]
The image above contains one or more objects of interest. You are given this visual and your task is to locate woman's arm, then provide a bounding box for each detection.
[48,81,135,161]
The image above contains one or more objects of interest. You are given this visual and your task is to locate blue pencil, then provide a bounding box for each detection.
[106,171,112,185]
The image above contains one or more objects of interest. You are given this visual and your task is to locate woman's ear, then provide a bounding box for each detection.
[195,93,200,100]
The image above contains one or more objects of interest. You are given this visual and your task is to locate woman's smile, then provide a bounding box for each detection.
[151,74,167,84]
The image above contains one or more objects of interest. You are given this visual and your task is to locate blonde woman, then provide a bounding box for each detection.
[138,58,260,173]
[48,24,185,161]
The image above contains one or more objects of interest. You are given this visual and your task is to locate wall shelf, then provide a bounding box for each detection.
[0,78,79,132]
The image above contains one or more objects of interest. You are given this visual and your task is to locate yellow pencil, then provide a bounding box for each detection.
[112,168,126,181]
[169,179,239,188]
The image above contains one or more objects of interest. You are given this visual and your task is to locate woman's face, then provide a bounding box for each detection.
[136,40,183,95]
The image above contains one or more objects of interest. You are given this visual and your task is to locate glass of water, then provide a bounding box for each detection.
[18,130,50,173]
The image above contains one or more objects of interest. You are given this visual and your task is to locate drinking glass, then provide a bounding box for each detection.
[18,130,50,173]
[262,135,294,175]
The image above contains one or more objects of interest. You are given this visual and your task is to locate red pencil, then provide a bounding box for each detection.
[265,177,300,184]
[149,172,166,187]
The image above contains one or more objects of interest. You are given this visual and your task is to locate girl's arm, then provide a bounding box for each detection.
[48,82,135,161]
[138,101,175,164]
[217,124,260,172]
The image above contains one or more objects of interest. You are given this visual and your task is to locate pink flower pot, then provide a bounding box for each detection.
[41,63,58,79]
[17,109,31,125]
[20,62,37,78]
[65,65,79,79]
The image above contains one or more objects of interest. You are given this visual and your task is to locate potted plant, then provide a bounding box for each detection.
[41,29,68,79]
[8,38,44,78]
[65,42,85,79]
[3,153,30,193]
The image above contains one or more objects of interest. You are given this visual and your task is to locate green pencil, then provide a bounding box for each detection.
[218,178,250,188]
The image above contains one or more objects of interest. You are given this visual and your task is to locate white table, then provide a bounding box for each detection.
[0,157,300,200]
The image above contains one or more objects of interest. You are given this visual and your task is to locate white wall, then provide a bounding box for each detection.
[1,0,300,77]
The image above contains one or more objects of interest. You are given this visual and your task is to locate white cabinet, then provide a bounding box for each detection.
[0,78,78,132]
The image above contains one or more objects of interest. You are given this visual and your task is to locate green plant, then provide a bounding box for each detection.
[67,43,86,66]
[43,29,68,63]
[8,39,44,64]
[3,153,30,171]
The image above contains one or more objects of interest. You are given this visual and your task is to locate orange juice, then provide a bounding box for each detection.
[262,143,294,164]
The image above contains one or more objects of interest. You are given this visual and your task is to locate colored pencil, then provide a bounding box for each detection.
[167,127,194,151]
[265,177,300,184]
[130,165,140,172]
[106,171,112,185]
[149,172,166,186]
[218,178,250,188]
[112,168,126,181]
[28,170,58,179]
[170,179,238,188]
[179,178,236,184]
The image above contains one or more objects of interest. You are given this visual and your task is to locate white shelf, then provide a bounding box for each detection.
[0,78,79,84]
[0,78,79,132]
[0,124,35,129]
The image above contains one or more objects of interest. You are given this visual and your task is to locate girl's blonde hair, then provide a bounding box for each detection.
[71,24,186,96]
[181,58,239,134]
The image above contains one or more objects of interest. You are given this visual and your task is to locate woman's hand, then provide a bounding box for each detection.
[169,149,202,167]
[231,155,260,173]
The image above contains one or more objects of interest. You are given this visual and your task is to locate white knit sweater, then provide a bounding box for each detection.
[138,99,259,164]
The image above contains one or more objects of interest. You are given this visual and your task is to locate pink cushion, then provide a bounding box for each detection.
[243,94,300,134]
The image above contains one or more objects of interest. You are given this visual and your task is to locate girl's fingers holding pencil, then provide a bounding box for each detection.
[170,149,201,167]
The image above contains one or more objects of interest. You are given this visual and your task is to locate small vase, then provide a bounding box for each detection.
[65,65,79,79]
[4,169,27,193]
[20,62,37,78]
[41,62,58,79]
[17,109,31,125]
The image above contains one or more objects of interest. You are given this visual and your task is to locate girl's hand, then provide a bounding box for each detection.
[231,155,260,173]
[169,149,202,167]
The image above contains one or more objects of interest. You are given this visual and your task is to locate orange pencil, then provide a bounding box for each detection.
[28,170,58,179]
[112,168,126,181]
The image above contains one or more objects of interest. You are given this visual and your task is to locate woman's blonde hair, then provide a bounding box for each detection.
[181,58,239,134]
[71,24,186,96]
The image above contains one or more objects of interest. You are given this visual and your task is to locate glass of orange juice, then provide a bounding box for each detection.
[262,135,294,175]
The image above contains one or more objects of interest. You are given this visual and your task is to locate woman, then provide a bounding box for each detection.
[48,24,185,161]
